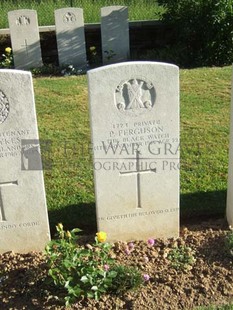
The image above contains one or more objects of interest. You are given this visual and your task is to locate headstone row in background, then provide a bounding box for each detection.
[7,6,130,70]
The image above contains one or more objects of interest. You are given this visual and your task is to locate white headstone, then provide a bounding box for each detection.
[101,6,130,65]
[88,62,180,242]
[0,69,50,254]
[227,68,233,227]
[8,10,43,70]
[55,8,87,69]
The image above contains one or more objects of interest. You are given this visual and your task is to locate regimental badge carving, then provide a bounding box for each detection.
[115,77,156,116]
[0,90,9,124]
[16,16,30,26]
[63,12,76,23]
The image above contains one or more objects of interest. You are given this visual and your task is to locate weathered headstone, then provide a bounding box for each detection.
[0,69,50,253]
[227,68,233,227]
[8,10,43,70]
[55,8,87,69]
[88,61,179,241]
[101,6,130,65]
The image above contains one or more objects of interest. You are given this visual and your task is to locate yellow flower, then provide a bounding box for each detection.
[5,47,12,54]
[90,46,96,52]
[66,231,71,239]
[57,223,63,230]
[96,231,107,243]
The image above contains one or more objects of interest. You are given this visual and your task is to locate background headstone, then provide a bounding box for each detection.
[227,68,233,227]
[8,10,43,70]
[55,8,87,69]
[0,69,50,253]
[88,61,179,242]
[101,6,130,65]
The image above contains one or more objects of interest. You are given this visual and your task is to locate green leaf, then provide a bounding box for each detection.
[108,271,118,278]
[71,228,82,234]
[64,280,70,288]
[87,292,94,298]
[80,275,89,283]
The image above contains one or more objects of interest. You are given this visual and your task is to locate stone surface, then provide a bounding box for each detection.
[0,69,50,253]
[101,6,130,65]
[55,8,87,69]
[8,10,43,70]
[88,61,180,242]
[227,68,233,227]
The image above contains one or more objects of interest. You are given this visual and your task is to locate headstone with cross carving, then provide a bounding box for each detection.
[101,6,130,65]
[8,10,43,69]
[0,69,50,253]
[55,8,87,69]
[88,62,179,241]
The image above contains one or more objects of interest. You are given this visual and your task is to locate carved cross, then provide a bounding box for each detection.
[21,39,29,56]
[120,151,156,209]
[0,180,18,221]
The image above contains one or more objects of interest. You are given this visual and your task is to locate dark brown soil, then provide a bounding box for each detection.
[0,218,233,310]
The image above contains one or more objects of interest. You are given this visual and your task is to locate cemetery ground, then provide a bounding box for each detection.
[0,65,233,309]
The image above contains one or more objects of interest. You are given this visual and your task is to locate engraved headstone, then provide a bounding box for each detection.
[55,8,87,69]
[88,62,180,242]
[0,69,50,253]
[8,10,43,70]
[227,69,233,227]
[101,6,130,65]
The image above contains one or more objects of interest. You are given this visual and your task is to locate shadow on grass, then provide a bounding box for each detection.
[48,190,227,236]
[48,202,97,237]
[180,189,227,224]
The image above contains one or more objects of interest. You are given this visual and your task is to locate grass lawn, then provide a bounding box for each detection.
[33,65,232,234]
[180,66,231,220]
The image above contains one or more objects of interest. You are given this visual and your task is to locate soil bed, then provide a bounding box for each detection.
[0,218,233,310]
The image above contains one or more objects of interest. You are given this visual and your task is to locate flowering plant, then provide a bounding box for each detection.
[45,224,143,306]
[96,231,107,243]
[0,47,14,68]
[61,64,84,76]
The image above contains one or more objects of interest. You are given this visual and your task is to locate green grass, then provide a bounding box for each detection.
[33,66,232,234]
[34,75,95,233]
[180,66,231,219]
[0,0,163,29]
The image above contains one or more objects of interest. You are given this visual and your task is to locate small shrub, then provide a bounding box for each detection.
[167,245,195,270]
[60,64,86,76]
[108,265,142,295]
[157,0,233,66]
[0,47,14,68]
[45,224,143,306]
[31,64,61,76]
[31,64,86,77]
[88,46,101,67]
